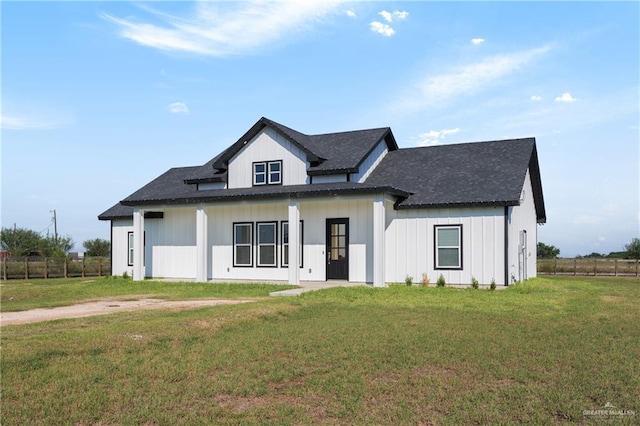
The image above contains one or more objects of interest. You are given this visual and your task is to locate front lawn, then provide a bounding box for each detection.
[2,276,638,424]
[0,277,296,312]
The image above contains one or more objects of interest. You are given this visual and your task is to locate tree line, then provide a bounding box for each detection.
[0,227,110,258]
[538,238,640,260]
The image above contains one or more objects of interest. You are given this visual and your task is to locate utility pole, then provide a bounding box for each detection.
[51,210,58,244]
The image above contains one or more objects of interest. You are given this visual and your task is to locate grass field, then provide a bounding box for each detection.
[0,277,296,312]
[1,276,638,424]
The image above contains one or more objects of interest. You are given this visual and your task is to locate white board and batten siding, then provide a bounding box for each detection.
[507,169,538,283]
[227,128,309,188]
[111,220,133,277]
[144,207,197,279]
[385,204,506,285]
[312,174,348,184]
[110,208,197,279]
[207,196,375,283]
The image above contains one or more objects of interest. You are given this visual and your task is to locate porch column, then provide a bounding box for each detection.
[196,204,208,282]
[132,208,145,281]
[373,195,386,287]
[288,199,300,285]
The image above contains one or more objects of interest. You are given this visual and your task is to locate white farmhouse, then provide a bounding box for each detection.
[99,117,546,286]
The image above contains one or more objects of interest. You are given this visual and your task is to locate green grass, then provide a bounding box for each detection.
[0,277,297,312]
[2,276,639,424]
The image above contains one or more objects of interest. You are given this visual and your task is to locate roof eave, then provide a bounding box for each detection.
[120,186,409,207]
[212,117,322,169]
[307,167,358,176]
[183,175,226,184]
[395,200,520,210]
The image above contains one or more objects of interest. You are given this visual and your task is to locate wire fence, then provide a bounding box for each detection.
[2,257,111,280]
[538,258,640,277]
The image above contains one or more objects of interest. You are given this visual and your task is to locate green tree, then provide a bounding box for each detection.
[83,238,110,257]
[39,235,74,258]
[537,242,560,259]
[625,238,640,259]
[0,227,42,256]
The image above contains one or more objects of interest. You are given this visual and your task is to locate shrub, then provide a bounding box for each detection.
[437,274,446,287]
[490,279,496,291]
[421,273,430,287]
[405,275,413,286]
[471,277,479,289]
[122,271,130,280]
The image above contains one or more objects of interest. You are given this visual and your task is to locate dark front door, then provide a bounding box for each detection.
[326,218,349,280]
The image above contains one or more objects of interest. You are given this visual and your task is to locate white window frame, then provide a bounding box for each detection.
[253,162,266,186]
[257,222,277,267]
[435,225,462,270]
[253,160,282,186]
[281,221,303,268]
[127,232,134,266]
[268,161,282,184]
[233,223,253,267]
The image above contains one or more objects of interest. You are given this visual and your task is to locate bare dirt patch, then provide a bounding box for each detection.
[0,298,255,326]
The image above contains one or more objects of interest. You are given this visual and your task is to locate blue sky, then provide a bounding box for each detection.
[1,1,638,257]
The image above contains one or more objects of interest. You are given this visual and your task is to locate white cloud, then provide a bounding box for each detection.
[393,10,409,20]
[168,102,189,114]
[530,95,542,101]
[555,92,578,103]
[379,10,392,22]
[394,45,551,112]
[1,114,59,130]
[345,9,356,18]
[101,1,345,57]
[379,10,408,23]
[370,21,395,37]
[414,128,461,146]
[471,38,485,45]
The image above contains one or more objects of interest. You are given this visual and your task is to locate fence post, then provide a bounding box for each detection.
[636,260,639,277]
[554,258,557,275]
[614,259,618,276]
[3,257,6,281]
[82,257,85,278]
[574,258,577,276]
[594,259,597,276]
[64,258,68,278]
[25,258,29,279]
[44,257,48,279]
[98,258,102,277]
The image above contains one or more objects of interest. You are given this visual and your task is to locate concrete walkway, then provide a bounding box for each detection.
[270,280,367,296]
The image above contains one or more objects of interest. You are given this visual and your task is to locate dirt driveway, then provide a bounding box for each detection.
[0,298,256,326]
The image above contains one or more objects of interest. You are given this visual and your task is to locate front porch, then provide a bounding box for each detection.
[130,195,390,287]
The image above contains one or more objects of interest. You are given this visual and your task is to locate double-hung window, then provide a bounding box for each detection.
[257,222,277,267]
[253,160,282,186]
[281,221,303,268]
[234,223,253,267]
[435,225,462,269]
[127,232,134,266]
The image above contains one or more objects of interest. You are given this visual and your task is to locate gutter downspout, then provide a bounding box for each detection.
[504,206,509,286]
[110,221,113,277]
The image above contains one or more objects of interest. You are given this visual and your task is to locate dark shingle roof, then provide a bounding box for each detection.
[107,165,408,209]
[183,153,226,184]
[365,138,546,223]
[201,117,396,177]
[98,202,134,220]
[98,118,545,224]
[305,128,397,175]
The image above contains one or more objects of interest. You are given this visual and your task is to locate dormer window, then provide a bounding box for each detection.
[253,160,282,186]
